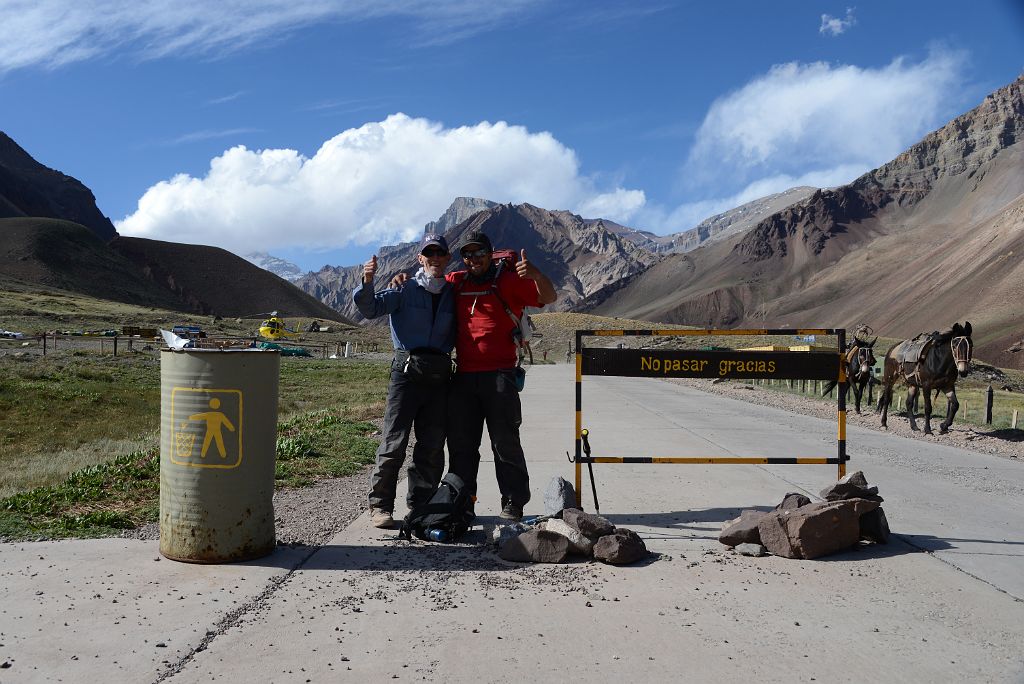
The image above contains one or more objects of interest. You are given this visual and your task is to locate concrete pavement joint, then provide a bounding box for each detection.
[151,543,322,683]
[892,533,1024,604]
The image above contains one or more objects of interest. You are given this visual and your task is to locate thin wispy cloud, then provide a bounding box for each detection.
[117,114,644,252]
[820,7,856,36]
[0,0,550,74]
[300,98,387,116]
[160,128,262,147]
[206,91,246,106]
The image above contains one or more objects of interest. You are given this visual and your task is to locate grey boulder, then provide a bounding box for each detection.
[562,508,615,540]
[541,518,594,556]
[497,529,571,563]
[544,477,577,516]
[593,528,648,565]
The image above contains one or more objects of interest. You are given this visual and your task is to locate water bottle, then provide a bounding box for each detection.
[427,528,448,542]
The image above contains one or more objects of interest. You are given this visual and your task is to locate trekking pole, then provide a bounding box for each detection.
[580,429,600,513]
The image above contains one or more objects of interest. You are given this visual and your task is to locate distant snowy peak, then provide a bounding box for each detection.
[244,252,305,282]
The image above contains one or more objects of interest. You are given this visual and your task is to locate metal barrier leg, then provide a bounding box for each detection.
[587,460,600,513]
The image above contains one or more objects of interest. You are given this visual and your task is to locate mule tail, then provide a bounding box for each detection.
[821,380,837,397]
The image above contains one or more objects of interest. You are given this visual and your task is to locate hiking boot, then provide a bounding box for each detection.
[369,508,394,529]
[499,501,523,522]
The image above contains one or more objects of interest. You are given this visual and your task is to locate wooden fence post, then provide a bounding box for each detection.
[985,385,993,425]
[1012,409,1019,430]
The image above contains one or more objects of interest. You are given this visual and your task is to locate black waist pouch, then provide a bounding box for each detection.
[399,348,452,384]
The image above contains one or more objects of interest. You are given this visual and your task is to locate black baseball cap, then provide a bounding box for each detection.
[420,233,449,254]
[457,230,493,253]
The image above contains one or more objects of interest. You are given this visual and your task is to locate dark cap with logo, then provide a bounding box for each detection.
[420,233,449,254]
[457,230,493,253]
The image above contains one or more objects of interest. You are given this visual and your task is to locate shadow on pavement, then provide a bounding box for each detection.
[898,533,1024,554]
[245,528,519,571]
[602,507,774,534]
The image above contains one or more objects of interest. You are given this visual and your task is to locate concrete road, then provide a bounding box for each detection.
[2,364,1023,683]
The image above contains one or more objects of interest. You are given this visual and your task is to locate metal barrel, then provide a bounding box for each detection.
[159,349,280,563]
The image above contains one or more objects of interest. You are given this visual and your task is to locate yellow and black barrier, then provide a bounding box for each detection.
[573,328,848,510]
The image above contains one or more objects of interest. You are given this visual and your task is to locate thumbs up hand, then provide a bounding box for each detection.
[516,248,538,280]
[363,255,377,284]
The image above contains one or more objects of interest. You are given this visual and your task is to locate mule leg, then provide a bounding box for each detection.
[853,380,863,415]
[922,387,934,435]
[879,382,893,428]
[906,386,919,431]
[940,389,958,434]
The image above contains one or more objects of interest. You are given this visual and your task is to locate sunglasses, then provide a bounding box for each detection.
[421,248,448,257]
[460,248,491,260]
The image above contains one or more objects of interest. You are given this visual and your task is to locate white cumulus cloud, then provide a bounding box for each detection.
[677,48,965,208]
[639,48,968,233]
[820,8,856,36]
[116,114,646,251]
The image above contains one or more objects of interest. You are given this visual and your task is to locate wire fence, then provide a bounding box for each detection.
[0,334,385,361]
[749,376,1022,430]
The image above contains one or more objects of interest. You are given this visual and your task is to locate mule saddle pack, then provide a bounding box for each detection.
[897,332,938,365]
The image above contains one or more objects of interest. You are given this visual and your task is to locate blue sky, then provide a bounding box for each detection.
[1,0,1022,272]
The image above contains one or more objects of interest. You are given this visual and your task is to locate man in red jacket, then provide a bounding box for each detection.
[446,231,557,521]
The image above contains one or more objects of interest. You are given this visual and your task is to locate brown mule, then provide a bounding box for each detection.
[878,322,973,435]
[821,335,878,414]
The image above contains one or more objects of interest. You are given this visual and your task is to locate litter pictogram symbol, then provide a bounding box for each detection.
[170,388,244,468]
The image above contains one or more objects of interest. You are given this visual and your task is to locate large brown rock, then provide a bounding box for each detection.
[562,508,615,540]
[719,509,767,547]
[859,507,891,544]
[758,499,880,560]
[593,529,648,565]
[497,529,571,563]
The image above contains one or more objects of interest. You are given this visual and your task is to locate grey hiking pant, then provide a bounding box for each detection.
[368,369,447,512]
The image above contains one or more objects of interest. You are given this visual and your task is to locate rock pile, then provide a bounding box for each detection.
[494,478,650,565]
[718,471,889,560]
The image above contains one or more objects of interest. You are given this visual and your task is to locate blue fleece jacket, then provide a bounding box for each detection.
[352,280,456,353]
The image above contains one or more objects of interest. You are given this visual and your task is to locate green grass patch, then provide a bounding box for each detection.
[0,449,160,539]
[0,409,379,540]
[273,410,378,488]
[0,354,389,496]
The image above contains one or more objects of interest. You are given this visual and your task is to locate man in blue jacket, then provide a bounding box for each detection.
[353,234,456,528]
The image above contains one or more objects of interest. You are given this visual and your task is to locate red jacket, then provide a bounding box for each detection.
[447,268,542,372]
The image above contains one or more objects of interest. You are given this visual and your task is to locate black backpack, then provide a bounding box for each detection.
[399,473,476,542]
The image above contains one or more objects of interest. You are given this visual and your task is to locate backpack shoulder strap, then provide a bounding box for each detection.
[450,271,470,294]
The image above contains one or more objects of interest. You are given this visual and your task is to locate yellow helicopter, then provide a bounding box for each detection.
[255,312,302,341]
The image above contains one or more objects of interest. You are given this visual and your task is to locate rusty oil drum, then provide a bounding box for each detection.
[159,348,280,562]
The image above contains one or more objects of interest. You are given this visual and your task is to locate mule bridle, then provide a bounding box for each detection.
[951,336,971,366]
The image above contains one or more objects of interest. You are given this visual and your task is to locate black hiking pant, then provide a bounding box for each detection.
[368,369,447,512]
[446,370,531,509]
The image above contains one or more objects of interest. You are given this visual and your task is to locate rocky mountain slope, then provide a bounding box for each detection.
[671,186,817,252]
[296,201,661,323]
[110,236,351,320]
[585,76,1024,368]
[0,133,350,321]
[0,217,184,310]
[423,197,498,235]
[0,132,118,242]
